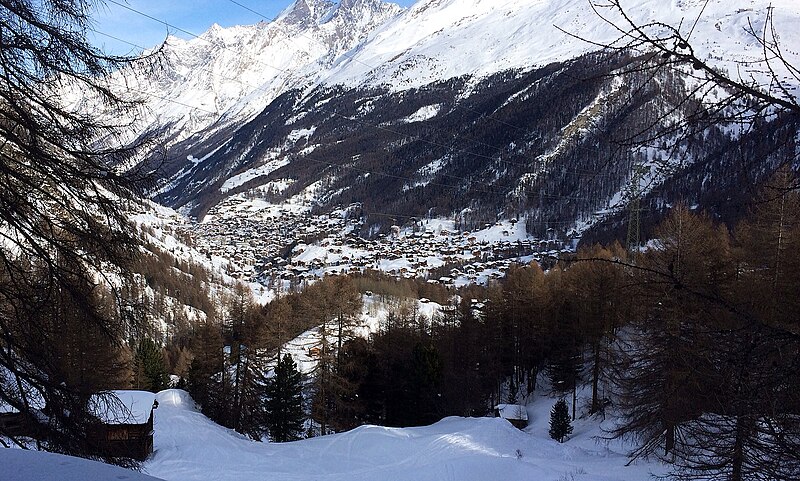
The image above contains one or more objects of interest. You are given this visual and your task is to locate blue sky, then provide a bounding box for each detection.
[91,0,417,55]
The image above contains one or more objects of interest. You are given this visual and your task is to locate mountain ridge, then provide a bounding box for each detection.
[116,0,800,242]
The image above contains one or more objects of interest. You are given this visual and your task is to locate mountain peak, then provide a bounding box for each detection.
[279,0,337,28]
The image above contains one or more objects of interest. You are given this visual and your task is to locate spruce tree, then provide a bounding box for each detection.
[133,338,169,392]
[549,398,573,443]
[266,353,304,442]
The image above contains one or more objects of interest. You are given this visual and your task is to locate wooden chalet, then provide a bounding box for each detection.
[0,405,38,438]
[89,390,158,461]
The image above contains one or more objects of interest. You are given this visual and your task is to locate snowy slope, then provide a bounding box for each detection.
[0,448,164,481]
[145,389,665,481]
[324,0,800,90]
[91,0,402,149]
[99,0,800,152]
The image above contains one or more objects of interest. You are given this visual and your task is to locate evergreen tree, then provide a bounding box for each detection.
[187,320,228,423]
[133,338,169,393]
[549,398,573,443]
[266,354,304,442]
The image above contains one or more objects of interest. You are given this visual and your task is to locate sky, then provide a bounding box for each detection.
[90,0,417,55]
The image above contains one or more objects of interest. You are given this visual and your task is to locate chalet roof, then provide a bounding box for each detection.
[495,404,528,421]
[89,390,156,425]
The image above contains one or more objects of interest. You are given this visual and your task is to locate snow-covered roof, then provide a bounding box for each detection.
[495,404,528,421]
[89,390,156,425]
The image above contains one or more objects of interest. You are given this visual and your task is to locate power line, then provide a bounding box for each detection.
[104,0,290,76]
[221,0,541,137]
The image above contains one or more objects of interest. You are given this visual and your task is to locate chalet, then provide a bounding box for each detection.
[88,390,157,461]
[494,404,528,429]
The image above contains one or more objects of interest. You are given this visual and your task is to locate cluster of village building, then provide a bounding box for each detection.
[185,197,570,287]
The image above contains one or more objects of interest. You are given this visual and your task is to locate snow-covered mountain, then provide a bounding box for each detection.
[110,0,402,146]
[323,0,800,90]
[116,0,800,240]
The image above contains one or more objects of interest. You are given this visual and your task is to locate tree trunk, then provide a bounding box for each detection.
[665,421,675,455]
[591,341,601,414]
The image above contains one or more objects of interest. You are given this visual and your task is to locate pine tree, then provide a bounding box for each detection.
[266,354,304,442]
[549,398,573,443]
[133,338,169,393]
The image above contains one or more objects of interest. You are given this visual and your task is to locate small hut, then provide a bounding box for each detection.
[494,403,528,429]
[89,390,158,461]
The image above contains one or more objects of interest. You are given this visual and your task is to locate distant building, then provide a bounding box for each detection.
[494,404,528,429]
[0,367,45,438]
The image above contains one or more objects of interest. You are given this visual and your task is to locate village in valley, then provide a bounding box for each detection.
[183,194,574,289]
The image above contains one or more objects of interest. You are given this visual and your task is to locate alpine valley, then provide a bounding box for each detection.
[5,1,800,480]
[101,0,800,260]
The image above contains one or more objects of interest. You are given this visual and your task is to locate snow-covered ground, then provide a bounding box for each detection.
[0,448,164,481]
[143,388,665,481]
[326,0,800,91]
[145,390,665,481]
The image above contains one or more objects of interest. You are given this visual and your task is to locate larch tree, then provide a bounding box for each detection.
[0,0,161,462]
[304,276,362,435]
[560,243,628,416]
[576,3,800,479]
[610,206,736,459]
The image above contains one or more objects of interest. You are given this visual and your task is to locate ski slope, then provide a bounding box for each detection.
[144,389,665,481]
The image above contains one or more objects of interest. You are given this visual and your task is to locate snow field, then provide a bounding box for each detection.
[143,386,665,481]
